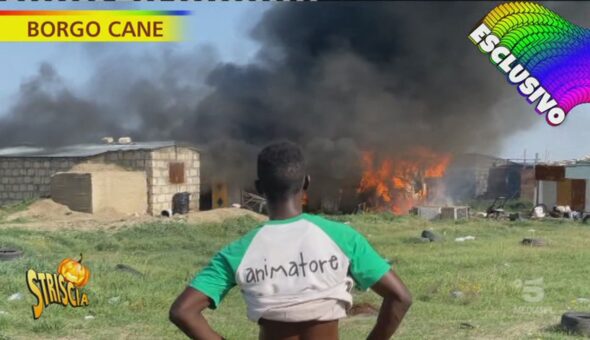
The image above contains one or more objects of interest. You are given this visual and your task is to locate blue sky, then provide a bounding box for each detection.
[0,2,271,94]
[0,2,588,162]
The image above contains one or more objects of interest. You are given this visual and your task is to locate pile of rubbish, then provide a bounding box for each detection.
[531,204,589,222]
[476,196,589,223]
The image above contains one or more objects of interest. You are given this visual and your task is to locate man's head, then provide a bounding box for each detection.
[256,141,309,201]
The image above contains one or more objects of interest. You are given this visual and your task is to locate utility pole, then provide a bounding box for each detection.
[544,147,549,162]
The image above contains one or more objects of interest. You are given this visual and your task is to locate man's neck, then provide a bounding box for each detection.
[266,195,303,220]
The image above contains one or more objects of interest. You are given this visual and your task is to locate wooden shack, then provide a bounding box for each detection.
[565,162,590,212]
[534,164,587,212]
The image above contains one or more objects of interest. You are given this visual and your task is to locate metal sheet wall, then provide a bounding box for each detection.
[535,165,565,181]
[538,180,557,208]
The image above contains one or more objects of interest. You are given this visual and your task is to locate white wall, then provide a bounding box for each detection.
[538,180,557,208]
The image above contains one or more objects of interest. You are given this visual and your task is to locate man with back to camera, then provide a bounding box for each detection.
[169,141,412,340]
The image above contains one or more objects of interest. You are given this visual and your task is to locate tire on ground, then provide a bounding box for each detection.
[521,238,545,247]
[561,312,590,336]
[0,248,23,261]
[421,230,442,242]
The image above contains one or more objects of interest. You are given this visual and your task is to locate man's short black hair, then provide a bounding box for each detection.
[257,141,306,200]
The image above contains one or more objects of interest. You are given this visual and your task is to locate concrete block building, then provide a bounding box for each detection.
[0,141,200,215]
[51,169,148,215]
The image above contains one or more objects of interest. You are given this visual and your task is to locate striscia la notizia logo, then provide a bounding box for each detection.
[26,254,91,319]
[469,2,590,126]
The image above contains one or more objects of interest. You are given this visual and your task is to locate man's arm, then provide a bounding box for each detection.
[169,287,224,340]
[367,270,412,340]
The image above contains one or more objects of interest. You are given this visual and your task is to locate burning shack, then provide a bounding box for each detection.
[0,140,200,215]
[355,147,452,214]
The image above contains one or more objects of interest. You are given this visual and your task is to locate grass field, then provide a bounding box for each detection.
[1,211,589,339]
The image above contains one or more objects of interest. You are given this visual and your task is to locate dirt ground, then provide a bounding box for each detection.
[0,199,267,230]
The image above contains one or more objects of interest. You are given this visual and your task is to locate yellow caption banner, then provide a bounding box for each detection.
[0,11,187,42]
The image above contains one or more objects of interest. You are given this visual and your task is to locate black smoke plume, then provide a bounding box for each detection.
[1,2,587,197]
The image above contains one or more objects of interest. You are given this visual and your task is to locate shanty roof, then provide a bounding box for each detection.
[536,157,590,167]
[0,141,198,158]
[450,153,510,169]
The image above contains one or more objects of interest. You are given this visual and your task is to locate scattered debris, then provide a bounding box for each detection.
[416,206,442,220]
[508,213,521,221]
[561,312,590,336]
[531,204,586,221]
[450,290,464,299]
[7,292,23,301]
[108,296,121,305]
[118,137,132,144]
[440,206,470,220]
[0,248,23,261]
[115,264,144,277]
[473,211,487,218]
[421,230,442,242]
[531,204,548,219]
[486,196,507,219]
[455,236,476,242]
[84,315,95,320]
[551,205,572,218]
[348,302,379,317]
[521,238,546,247]
[459,322,475,329]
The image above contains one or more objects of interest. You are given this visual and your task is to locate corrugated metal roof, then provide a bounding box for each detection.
[0,141,198,158]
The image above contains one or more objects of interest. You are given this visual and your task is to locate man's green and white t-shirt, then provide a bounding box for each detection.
[190,213,390,322]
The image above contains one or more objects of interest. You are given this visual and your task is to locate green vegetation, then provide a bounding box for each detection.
[0,214,589,339]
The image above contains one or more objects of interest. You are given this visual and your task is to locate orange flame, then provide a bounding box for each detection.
[357,147,451,214]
